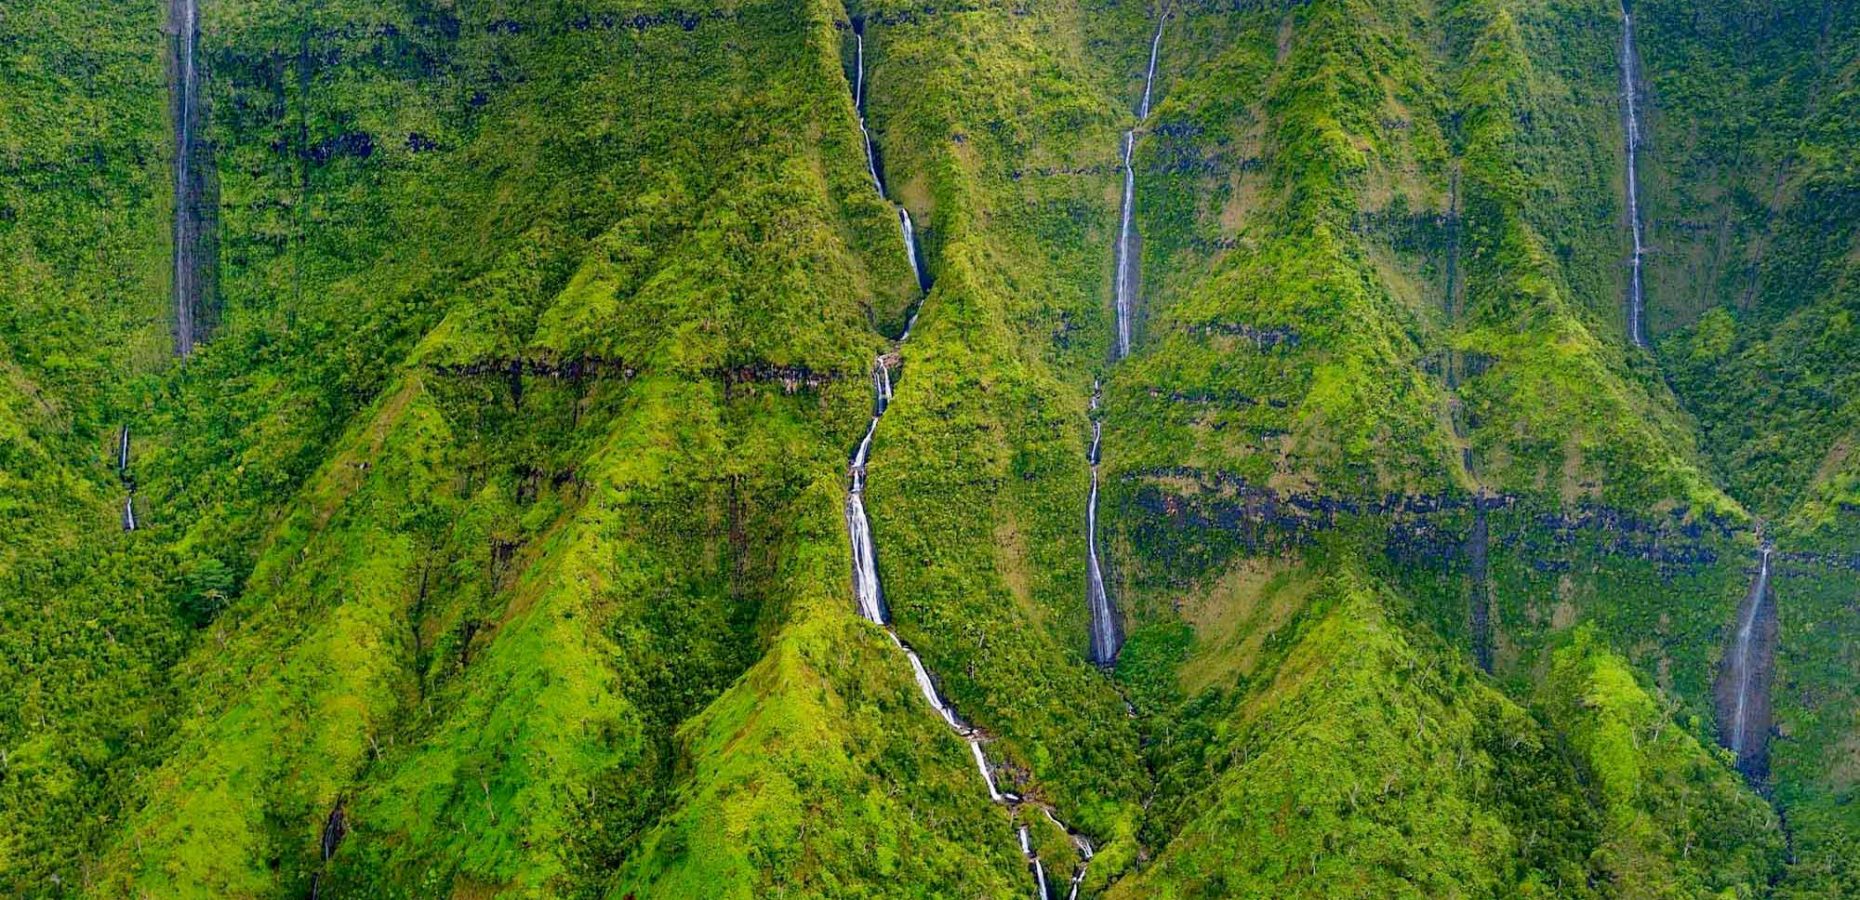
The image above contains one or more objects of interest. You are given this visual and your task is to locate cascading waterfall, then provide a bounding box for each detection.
[1619,1,1648,348]
[1721,545,1776,774]
[842,21,1091,894]
[171,0,203,357]
[847,418,887,624]
[1086,11,1168,668]
[873,355,893,415]
[1044,806,1096,900]
[853,27,927,292]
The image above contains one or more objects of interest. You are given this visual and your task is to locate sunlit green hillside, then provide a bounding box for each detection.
[2,0,1856,896]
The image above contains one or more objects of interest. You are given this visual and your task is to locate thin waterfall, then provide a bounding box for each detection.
[853,25,928,289]
[873,356,893,415]
[1720,546,1776,775]
[1113,13,1166,360]
[1620,1,1648,348]
[1043,806,1095,898]
[900,208,928,293]
[1086,467,1118,660]
[118,425,137,531]
[842,21,1093,893]
[1139,17,1164,121]
[848,417,886,624]
[171,0,203,357]
[1089,11,1167,667]
[1086,383,1121,664]
[1114,132,1138,359]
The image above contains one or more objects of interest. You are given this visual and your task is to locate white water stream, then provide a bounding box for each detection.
[1089,12,1168,667]
[1728,547,1773,760]
[1620,2,1648,348]
[844,22,1096,893]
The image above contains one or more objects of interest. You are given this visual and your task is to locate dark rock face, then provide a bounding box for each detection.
[1189,322,1300,350]
[714,363,841,394]
[1118,466,1728,598]
[425,355,638,381]
[306,131,375,165]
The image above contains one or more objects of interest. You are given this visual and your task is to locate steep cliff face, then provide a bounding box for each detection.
[3,0,1857,896]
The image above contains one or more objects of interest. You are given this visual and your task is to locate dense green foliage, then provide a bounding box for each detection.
[2,0,1856,896]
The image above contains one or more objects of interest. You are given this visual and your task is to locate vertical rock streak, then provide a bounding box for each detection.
[1620,3,1648,348]
[1467,502,1492,672]
[172,0,203,357]
[842,21,1092,891]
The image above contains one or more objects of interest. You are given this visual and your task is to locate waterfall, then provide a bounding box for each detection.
[848,417,886,624]
[320,803,347,861]
[1620,2,1648,348]
[900,208,927,294]
[846,489,886,623]
[887,631,968,732]
[1113,14,1166,360]
[171,0,203,358]
[968,740,1006,802]
[1726,547,1774,768]
[841,20,1094,894]
[873,357,893,415]
[1085,467,1116,660]
[119,425,138,532]
[1089,12,1167,666]
[1139,14,1164,121]
[1086,445,1120,663]
[1113,132,1138,360]
[853,25,929,291]
[1042,806,1095,898]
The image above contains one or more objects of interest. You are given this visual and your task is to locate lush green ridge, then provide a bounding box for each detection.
[2,0,1857,896]
[0,0,182,886]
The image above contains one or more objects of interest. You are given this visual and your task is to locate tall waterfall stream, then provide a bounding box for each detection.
[842,21,1102,895]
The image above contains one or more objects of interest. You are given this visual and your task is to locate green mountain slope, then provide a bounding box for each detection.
[2,0,1857,896]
